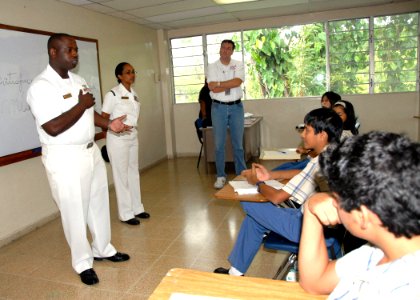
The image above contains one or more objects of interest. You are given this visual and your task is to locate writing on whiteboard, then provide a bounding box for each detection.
[0,72,33,114]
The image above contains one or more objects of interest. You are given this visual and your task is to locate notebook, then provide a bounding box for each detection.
[229,180,284,195]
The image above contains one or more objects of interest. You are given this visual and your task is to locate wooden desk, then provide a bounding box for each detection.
[214,175,288,202]
[149,268,326,300]
[214,176,268,202]
[203,116,262,173]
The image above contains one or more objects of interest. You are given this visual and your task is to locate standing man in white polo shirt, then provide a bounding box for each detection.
[207,39,247,189]
[27,33,131,285]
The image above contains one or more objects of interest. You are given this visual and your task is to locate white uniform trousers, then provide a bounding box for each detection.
[106,129,144,221]
[42,142,116,274]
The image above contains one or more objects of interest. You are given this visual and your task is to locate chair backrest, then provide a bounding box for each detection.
[101,145,110,163]
[263,231,345,281]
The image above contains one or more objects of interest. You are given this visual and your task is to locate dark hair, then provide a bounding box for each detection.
[115,62,129,83]
[321,91,341,106]
[333,100,358,135]
[47,33,72,51]
[320,131,420,238]
[221,39,235,50]
[304,108,343,144]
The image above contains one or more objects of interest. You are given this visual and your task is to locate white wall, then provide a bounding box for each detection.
[0,0,166,246]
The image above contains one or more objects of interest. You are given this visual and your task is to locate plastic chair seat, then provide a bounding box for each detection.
[263,231,342,280]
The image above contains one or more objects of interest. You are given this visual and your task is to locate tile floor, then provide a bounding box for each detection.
[0,158,287,299]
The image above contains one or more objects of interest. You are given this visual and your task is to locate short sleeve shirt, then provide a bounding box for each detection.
[282,155,322,205]
[329,245,420,299]
[26,65,94,145]
[206,59,244,101]
[101,83,140,127]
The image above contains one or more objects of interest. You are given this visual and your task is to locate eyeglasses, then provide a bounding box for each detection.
[124,70,137,75]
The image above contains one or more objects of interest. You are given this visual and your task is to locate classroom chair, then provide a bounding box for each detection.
[263,230,342,280]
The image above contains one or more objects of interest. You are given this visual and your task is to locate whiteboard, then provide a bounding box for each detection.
[0,25,102,158]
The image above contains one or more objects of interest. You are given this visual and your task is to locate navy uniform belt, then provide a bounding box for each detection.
[213,99,241,105]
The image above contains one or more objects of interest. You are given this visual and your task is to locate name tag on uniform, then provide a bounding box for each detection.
[63,93,72,99]
[121,96,129,100]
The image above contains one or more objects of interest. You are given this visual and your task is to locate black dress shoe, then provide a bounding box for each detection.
[214,267,229,274]
[135,212,150,219]
[94,252,130,262]
[122,218,140,225]
[79,268,99,285]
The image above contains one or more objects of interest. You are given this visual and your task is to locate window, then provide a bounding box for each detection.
[328,18,370,94]
[243,24,326,99]
[373,13,418,93]
[171,36,204,103]
[170,12,419,103]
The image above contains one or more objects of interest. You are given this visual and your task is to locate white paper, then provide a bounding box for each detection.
[259,148,301,160]
[229,180,284,195]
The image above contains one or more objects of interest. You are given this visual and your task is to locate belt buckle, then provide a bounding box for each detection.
[87,142,94,149]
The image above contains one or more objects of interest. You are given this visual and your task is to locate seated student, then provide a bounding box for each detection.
[195,79,212,142]
[273,91,342,172]
[320,91,341,108]
[198,79,212,127]
[332,100,358,140]
[213,108,343,276]
[298,131,420,298]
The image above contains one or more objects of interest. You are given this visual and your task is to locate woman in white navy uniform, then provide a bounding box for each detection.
[102,62,150,225]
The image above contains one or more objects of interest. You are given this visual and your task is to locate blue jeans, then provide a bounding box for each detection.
[228,201,303,273]
[271,158,309,171]
[211,101,247,177]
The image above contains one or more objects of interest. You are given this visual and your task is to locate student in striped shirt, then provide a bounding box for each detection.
[214,108,343,276]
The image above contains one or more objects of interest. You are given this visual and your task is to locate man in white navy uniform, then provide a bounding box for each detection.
[27,33,131,285]
[207,39,247,189]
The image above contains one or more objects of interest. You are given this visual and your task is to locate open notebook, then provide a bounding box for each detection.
[229,180,284,195]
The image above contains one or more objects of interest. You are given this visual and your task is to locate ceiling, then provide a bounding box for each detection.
[56,0,408,30]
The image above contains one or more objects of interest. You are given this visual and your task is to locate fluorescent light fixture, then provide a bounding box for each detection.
[213,0,258,4]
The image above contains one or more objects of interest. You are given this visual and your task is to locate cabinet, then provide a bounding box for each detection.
[202,116,262,173]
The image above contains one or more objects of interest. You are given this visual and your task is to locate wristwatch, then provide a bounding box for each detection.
[256,181,266,193]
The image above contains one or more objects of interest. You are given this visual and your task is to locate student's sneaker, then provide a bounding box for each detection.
[214,177,226,189]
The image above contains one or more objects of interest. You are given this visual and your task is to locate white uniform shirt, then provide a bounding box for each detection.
[26,65,94,145]
[330,245,420,299]
[206,59,245,102]
[101,83,140,127]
